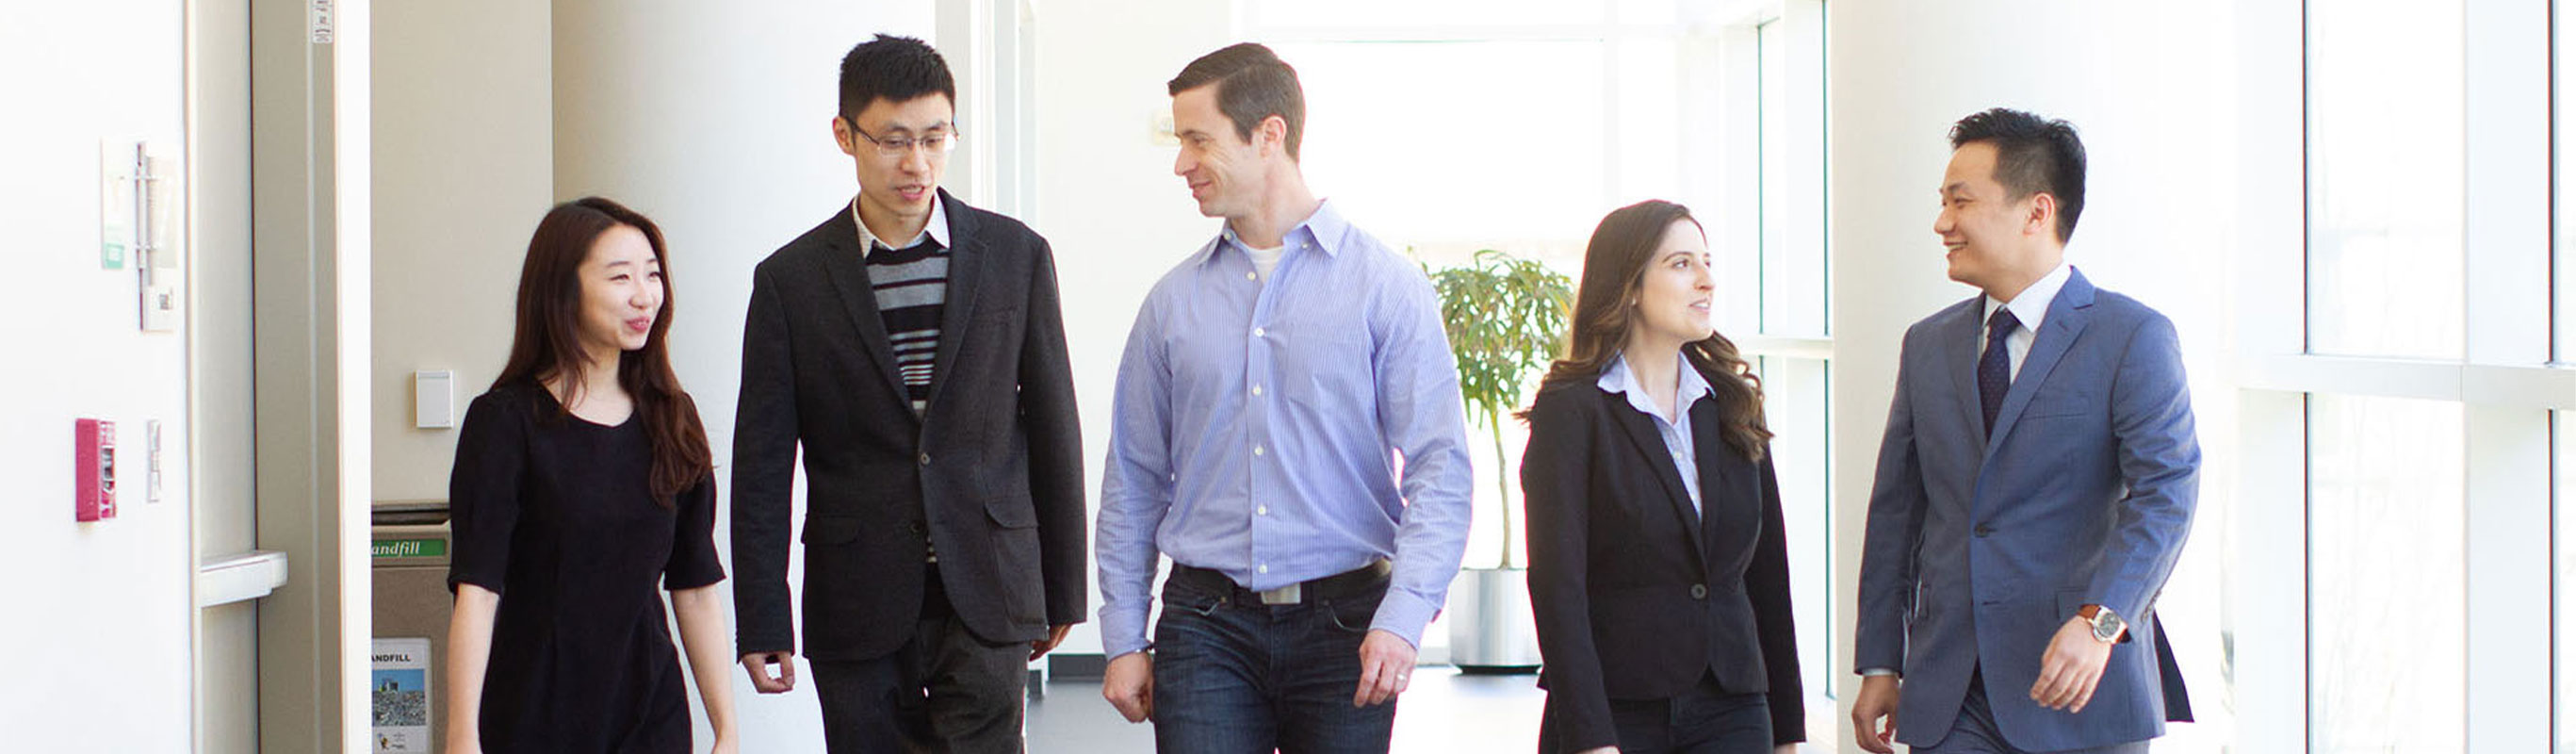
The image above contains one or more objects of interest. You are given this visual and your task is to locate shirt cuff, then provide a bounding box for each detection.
[1099,603,1154,659]
[1365,587,1441,648]
[1859,667,1900,678]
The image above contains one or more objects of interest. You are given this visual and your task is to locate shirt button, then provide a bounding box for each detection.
[1251,385,1264,397]
[1258,564,1269,575]
[1257,505,1268,516]
[1246,271,1257,280]
[1252,327,1265,337]
[918,452,931,467]
[1253,444,1265,457]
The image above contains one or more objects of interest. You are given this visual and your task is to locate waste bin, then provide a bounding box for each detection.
[372,500,452,753]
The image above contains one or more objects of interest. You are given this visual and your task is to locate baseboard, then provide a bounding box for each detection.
[1048,652,1108,680]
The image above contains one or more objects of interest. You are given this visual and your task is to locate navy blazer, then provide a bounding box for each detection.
[1523,376,1804,751]
[1854,268,2197,751]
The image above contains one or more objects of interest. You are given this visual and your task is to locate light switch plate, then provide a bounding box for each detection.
[416,370,455,429]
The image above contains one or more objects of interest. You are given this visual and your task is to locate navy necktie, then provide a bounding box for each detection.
[1979,306,2021,435]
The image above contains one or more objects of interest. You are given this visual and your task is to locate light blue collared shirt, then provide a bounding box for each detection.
[1096,200,1475,657]
[1599,351,1715,515]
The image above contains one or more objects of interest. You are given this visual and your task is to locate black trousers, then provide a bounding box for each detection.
[1539,673,1772,754]
[810,567,1029,754]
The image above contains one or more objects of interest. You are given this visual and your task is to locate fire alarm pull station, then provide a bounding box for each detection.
[75,419,117,521]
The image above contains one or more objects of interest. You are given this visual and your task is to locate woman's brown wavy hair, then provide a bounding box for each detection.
[1520,199,1770,460]
[494,197,711,507]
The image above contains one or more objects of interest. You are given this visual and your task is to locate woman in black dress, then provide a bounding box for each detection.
[1522,200,1803,754]
[445,197,738,753]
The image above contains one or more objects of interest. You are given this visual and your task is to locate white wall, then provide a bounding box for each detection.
[550,2,936,749]
[1825,2,2246,751]
[1027,0,1240,659]
[0,0,198,750]
[371,0,555,501]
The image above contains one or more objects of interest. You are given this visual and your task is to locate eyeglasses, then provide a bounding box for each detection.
[846,121,960,158]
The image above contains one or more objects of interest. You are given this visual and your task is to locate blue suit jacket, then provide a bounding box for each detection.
[1854,268,2198,751]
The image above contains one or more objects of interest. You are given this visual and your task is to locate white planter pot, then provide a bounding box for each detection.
[1445,566,1542,672]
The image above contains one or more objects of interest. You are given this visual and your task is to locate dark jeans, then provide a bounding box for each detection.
[1149,573,1396,754]
[1916,669,2148,754]
[810,568,1028,754]
[1539,673,1772,754]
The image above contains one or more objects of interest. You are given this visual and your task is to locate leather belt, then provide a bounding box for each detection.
[1169,559,1392,606]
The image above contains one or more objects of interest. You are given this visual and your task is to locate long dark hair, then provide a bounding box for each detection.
[1522,200,1771,460]
[495,197,712,506]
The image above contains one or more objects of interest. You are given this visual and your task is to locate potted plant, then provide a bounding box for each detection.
[1427,249,1571,672]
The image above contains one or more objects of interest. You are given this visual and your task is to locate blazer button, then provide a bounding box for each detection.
[918,452,931,467]
[1689,584,1708,599]
[907,520,925,534]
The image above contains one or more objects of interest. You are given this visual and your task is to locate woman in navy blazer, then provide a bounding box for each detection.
[1523,200,1802,754]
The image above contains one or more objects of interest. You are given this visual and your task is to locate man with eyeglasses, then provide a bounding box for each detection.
[1096,41,1474,752]
[731,33,1085,753]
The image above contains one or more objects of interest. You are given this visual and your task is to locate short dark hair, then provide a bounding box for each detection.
[839,35,955,123]
[1948,107,2087,244]
[1167,42,1306,160]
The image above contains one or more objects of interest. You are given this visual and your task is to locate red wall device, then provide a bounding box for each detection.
[75,418,116,521]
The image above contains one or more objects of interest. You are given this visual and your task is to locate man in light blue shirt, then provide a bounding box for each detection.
[1095,42,1474,753]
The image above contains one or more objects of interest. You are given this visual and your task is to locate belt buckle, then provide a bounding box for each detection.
[1258,583,1301,605]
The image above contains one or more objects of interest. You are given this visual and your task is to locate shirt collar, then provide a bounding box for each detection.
[1205,198,1348,267]
[1984,261,2073,332]
[850,191,951,256]
[1597,349,1713,424]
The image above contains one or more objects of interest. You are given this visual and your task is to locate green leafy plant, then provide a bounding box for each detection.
[1427,249,1573,569]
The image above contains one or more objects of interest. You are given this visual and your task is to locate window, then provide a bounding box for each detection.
[2279,5,2571,751]
[2306,1,2466,359]
[2558,411,2574,753]
[2307,395,2467,753]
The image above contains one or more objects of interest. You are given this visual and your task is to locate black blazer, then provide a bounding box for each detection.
[732,190,1085,662]
[1522,377,1803,750]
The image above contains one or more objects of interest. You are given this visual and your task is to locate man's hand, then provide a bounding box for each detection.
[2031,616,2113,713]
[741,652,796,694]
[1850,674,1901,753]
[1030,624,1075,662]
[1102,651,1154,723]
[1353,629,1416,707]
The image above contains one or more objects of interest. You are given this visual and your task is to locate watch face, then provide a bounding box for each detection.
[2093,613,2125,641]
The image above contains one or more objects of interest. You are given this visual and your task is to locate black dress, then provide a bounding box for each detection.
[447,382,726,754]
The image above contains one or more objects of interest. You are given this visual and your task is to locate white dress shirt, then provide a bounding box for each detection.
[1980,262,2075,380]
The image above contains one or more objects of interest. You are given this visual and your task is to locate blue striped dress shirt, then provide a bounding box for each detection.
[1095,200,1475,658]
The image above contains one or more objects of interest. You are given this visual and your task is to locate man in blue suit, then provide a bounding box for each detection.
[1850,108,2198,754]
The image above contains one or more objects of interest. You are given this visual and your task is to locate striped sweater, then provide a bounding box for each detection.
[852,199,951,415]
[867,240,947,415]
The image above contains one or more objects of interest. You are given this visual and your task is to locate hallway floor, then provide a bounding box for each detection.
[1025,666,1548,752]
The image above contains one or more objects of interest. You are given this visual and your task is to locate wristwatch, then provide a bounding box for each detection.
[2076,604,2126,644]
